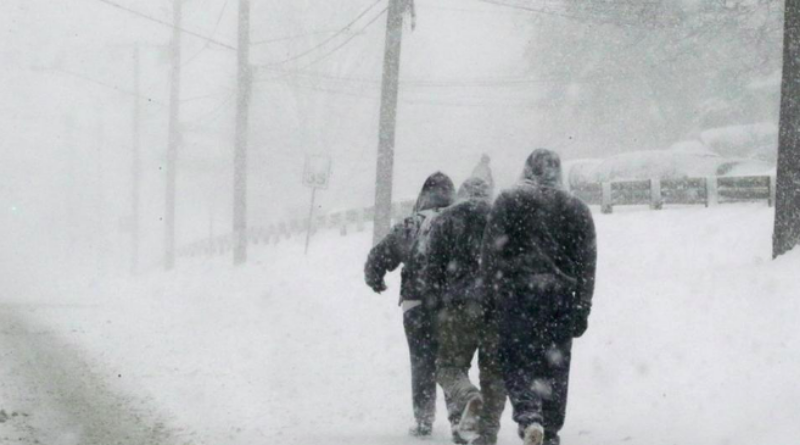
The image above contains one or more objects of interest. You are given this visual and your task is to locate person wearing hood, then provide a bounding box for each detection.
[423,177,507,445]
[481,149,597,445]
[365,172,456,437]
[471,154,495,200]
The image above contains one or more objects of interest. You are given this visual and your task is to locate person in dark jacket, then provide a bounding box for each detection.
[424,177,507,445]
[481,149,597,445]
[365,172,456,437]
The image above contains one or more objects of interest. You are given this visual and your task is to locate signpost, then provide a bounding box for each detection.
[303,155,332,254]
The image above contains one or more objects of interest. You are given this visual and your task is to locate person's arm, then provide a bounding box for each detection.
[364,224,405,293]
[569,200,597,337]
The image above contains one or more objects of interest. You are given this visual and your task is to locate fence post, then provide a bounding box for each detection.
[357,208,366,232]
[337,212,347,236]
[651,178,663,210]
[601,182,613,214]
[706,176,718,207]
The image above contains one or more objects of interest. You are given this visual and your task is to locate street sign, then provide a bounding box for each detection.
[303,155,332,254]
[303,155,332,190]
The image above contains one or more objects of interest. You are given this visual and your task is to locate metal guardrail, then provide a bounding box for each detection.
[178,175,775,258]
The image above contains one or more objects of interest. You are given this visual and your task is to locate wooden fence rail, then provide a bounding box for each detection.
[177,175,775,258]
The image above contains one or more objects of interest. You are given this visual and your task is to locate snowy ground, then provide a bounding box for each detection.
[2,204,800,445]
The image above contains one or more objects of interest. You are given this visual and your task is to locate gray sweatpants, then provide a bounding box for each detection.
[436,303,506,443]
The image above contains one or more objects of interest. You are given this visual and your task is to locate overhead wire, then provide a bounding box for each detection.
[252,30,347,46]
[183,92,237,128]
[180,0,231,69]
[472,0,655,28]
[90,0,237,50]
[257,0,386,67]
[256,6,387,80]
[292,7,388,71]
[43,67,165,106]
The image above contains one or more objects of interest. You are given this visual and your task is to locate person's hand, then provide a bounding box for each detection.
[366,276,388,294]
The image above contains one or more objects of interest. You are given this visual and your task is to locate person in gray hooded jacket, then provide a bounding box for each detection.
[481,149,597,445]
[365,172,456,437]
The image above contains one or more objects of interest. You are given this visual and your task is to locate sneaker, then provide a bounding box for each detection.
[543,435,560,445]
[522,423,545,445]
[409,422,433,438]
[457,395,484,441]
[472,434,497,445]
[451,424,468,444]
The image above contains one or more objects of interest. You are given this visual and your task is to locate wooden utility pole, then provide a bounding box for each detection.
[165,0,182,270]
[131,45,141,275]
[233,0,252,265]
[372,0,406,245]
[774,0,800,258]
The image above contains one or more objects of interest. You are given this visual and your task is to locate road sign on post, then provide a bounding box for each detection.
[303,155,332,254]
[303,154,332,190]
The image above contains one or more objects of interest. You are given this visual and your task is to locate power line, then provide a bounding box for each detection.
[258,0,385,67]
[181,89,234,103]
[256,7,387,74]
[38,67,165,105]
[183,92,237,128]
[472,0,652,27]
[91,0,236,51]
[295,8,388,71]
[255,65,643,88]
[180,0,231,68]
[281,80,539,109]
[251,30,345,46]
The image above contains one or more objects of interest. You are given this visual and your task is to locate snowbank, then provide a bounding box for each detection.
[566,145,773,187]
[700,122,779,162]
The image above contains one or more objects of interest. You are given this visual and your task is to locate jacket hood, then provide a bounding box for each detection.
[471,154,495,199]
[522,148,565,189]
[457,177,491,201]
[414,172,456,212]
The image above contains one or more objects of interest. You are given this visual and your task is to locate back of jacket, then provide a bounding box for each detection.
[424,198,492,309]
[363,170,456,305]
[482,181,596,319]
[365,209,441,304]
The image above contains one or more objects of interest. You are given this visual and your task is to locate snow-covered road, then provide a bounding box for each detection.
[0,304,181,445]
[2,204,799,445]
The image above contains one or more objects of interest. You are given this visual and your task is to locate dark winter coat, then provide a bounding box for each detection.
[481,149,597,339]
[424,177,492,309]
[364,172,456,305]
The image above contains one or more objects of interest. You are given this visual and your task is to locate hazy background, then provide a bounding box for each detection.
[0,0,783,277]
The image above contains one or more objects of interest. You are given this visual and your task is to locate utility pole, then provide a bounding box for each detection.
[64,116,77,254]
[233,0,252,265]
[131,45,141,275]
[774,0,800,259]
[165,0,182,270]
[96,120,108,277]
[372,0,406,245]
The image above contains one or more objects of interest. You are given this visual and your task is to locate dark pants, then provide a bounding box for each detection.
[498,302,572,443]
[404,305,438,426]
[436,303,506,442]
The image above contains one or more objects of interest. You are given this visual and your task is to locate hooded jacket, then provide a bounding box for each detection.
[423,177,492,309]
[481,149,597,338]
[365,172,456,305]
[471,154,495,200]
